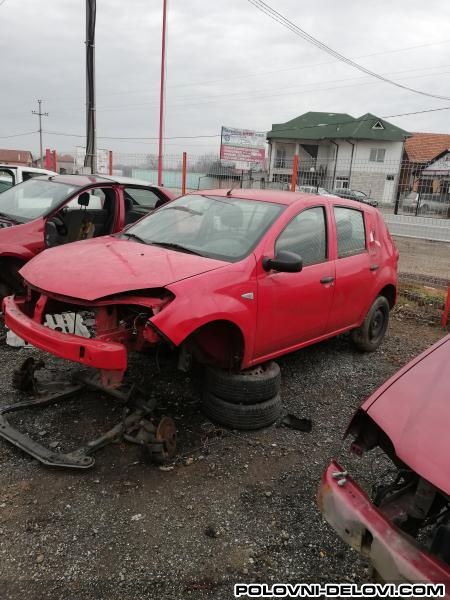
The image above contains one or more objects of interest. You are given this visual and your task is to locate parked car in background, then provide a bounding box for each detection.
[319,334,450,589]
[401,191,450,216]
[334,188,378,208]
[0,164,56,192]
[4,189,398,437]
[0,174,175,298]
[296,185,340,198]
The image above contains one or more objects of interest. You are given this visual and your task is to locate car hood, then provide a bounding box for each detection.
[361,335,450,495]
[20,236,228,301]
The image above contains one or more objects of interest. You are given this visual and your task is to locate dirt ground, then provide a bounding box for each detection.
[394,236,450,281]
[0,312,445,600]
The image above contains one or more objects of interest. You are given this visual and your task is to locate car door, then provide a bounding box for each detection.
[328,205,379,332]
[253,205,336,361]
[122,186,168,226]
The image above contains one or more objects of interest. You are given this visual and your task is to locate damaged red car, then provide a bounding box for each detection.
[319,334,450,592]
[2,189,397,468]
[0,174,175,298]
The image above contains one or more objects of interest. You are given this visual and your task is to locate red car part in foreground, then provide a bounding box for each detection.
[3,189,397,468]
[318,334,450,593]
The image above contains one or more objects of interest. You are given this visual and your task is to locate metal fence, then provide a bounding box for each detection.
[57,150,450,220]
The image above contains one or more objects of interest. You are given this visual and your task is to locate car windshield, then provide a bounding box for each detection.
[0,178,80,222]
[122,194,284,261]
[353,190,367,199]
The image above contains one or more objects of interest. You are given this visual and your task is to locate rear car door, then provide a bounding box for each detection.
[254,205,336,360]
[328,205,379,332]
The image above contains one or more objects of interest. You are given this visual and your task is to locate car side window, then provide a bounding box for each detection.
[275,206,327,266]
[334,207,366,258]
[124,187,161,208]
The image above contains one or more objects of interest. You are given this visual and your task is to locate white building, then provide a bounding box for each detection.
[267,112,410,203]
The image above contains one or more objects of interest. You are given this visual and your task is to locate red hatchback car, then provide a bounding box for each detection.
[319,334,450,594]
[4,188,397,380]
[0,174,175,298]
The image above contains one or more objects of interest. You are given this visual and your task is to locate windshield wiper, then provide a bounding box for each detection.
[0,212,23,223]
[148,241,204,256]
[162,205,202,216]
[121,232,148,244]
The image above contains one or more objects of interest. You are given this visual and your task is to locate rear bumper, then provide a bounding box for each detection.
[3,296,127,372]
[318,460,450,590]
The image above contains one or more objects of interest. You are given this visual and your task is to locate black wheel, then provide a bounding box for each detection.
[351,296,390,352]
[204,361,281,404]
[201,391,283,430]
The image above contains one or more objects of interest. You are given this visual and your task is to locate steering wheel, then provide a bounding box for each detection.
[51,214,68,237]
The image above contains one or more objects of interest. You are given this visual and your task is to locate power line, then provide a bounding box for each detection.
[39,105,450,143]
[246,0,450,102]
[0,130,38,139]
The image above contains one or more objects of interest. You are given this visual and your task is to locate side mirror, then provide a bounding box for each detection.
[262,250,303,273]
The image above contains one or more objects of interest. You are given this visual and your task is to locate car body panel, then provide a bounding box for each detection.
[360,334,450,496]
[318,461,450,593]
[20,237,228,301]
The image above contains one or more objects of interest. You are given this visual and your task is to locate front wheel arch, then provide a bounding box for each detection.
[183,319,245,370]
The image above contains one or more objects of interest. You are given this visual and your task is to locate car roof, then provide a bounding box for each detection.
[194,187,375,211]
[0,164,56,174]
[33,173,160,188]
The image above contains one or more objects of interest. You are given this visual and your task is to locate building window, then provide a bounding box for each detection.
[335,176,349,189]
[372,120,385,130]
[386,175,395,181]
[369,148,386,162]
[275,147,287,168]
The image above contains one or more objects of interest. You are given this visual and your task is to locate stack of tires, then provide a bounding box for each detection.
[201,361,282,430]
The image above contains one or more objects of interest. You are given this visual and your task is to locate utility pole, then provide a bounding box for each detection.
[31,100,48,168]
[157,0,168,186]
[84,0,97,173]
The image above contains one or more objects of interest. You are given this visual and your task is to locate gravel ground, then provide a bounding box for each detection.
[0,311,445,600]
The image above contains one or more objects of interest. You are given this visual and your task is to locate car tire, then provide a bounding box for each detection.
[201,391,283,430]
[351,296,390,352]
[204,361,281,404]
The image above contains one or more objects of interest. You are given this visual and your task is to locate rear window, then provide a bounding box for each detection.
[334,207,366,258]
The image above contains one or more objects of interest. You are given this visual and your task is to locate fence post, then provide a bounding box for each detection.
[291,154,299,192]
[182,151,187,195]
[45,149,52,170]
[442,284,450,328]
[108,150,113,175]
[52,150,57,173]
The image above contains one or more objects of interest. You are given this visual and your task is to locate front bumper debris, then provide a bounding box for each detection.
[3,295,127,372]
[0,358,177,470]
[318,461,450,591]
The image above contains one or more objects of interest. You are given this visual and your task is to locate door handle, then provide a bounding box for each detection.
[370,264,379,271]
[320,276,335,284]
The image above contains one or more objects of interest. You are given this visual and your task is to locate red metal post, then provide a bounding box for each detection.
[442,284,450,328]
[157,0,168,187]
[181,151,187,195]
[291,154,299,192]
[45,149,52,170]
[52,150,57,173]
[108,150,113,175]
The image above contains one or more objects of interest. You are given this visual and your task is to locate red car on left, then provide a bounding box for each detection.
[0,174,175,298]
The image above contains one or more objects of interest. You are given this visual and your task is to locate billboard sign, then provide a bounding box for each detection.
[220,126,266,168]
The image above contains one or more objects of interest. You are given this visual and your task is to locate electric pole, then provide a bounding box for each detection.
[157,0,168,186]
[31,99,48,168]
[84,0,97,173]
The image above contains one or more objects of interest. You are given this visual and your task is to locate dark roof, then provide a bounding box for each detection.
[0,149,33,164]
[267,111,409,142]
[404,132,450,163]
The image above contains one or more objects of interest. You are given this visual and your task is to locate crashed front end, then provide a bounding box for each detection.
[318,410,450,593]
[3,285,174,387]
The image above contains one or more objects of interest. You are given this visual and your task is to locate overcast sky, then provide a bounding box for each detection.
[1,0,450,160]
